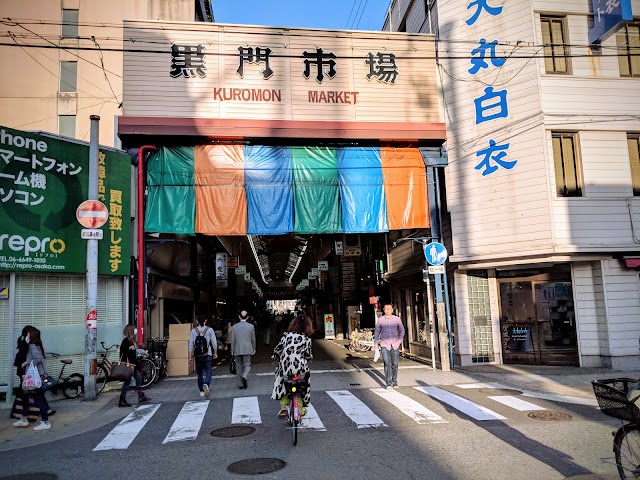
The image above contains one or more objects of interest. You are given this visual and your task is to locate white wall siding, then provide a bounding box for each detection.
[603,260,640,360]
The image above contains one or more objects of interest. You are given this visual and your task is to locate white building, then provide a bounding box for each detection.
[384,0,640,370]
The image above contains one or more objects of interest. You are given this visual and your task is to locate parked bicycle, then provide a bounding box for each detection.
[147,337,168,384]
[96,342,120,394]
[284,373,310,446]
[348,329,374,352]
[592,378,640,479]
[48,353,85,399]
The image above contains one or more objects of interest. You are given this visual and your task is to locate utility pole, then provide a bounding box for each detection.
[83,115,100,400]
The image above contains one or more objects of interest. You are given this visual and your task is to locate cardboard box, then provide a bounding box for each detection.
[167,340,190,359]
[169,323,192,341]
[167,357,194,377]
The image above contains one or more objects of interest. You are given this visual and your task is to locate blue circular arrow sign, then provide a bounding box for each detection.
[425,242,448,266]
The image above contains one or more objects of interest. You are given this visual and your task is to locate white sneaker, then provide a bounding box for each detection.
[199,391,205,397]
[203,384,210,398]
[33,421,51,431]
[13,418,29,428]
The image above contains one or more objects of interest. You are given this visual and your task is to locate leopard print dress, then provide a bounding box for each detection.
[271,332,313,405]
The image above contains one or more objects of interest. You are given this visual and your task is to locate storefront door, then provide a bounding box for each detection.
[498,267,579,366]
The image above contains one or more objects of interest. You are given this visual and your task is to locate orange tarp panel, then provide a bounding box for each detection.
[380,147,430,230]
[194,145,247,235]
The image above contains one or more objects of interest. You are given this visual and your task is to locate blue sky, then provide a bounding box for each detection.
[211,0,391,31]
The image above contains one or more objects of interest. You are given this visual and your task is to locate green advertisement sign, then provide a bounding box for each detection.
[0,125,131,275]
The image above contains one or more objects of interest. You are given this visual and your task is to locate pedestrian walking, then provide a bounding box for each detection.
[118,325,151,407]
[225,318,233,359]
[13,328,52,431]
[374,303,405,389]
[188,314,218,398]
[231,310,256,389]
[11,325,36,420]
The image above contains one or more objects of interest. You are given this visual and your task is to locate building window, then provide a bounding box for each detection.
[541,16,571,74]
[629,135,640,196]
[58,115,76,138]
[59,61,77,92]
[617,22,640,77]
[552,133,582,197]
[61,9,79,39]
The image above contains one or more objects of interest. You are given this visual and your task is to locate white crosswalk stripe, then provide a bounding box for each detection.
[415,386,506,421]
[488,395,546,411]
[163,400,209,444]
[326,390,387,428]
[371,388,447,424]
[232,396,262,424]
[93,385,594,451]
[94,403,160,451]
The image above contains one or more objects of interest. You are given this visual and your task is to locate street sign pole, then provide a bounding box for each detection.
[84,115,100,401]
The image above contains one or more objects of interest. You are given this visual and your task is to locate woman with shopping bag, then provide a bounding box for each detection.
[118,325,151,407]
[13,328,52,431]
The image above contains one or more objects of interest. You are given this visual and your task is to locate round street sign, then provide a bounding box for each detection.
[425,242,448,266]
[76,200,108,229]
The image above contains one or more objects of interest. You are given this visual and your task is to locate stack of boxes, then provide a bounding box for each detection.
[167,324,195,376]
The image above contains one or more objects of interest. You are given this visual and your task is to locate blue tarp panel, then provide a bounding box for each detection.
[337,147,388,233]
[244,145,293,235]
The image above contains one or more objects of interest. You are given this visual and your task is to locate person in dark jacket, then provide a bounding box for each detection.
[118,324,151,407]
[10,326,35,420]
[13,328,52,431]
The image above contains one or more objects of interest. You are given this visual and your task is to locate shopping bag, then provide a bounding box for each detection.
[373,349,380,363]
[22,361,42,390]
[230,357,237,375]
[110,361,134,381]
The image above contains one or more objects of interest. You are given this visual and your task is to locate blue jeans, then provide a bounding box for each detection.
[195,355,212,391]
[120,370,142,397]
[22,390,49,421]
[381,347,399,386]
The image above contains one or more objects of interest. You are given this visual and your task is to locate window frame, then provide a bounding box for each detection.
[551,132,583,197]
[628,134,640,196]
[59,61,77,93]
[58,115,76,138]
[61,9,79,39]
[540,15,572,75]
[617,21,640,78]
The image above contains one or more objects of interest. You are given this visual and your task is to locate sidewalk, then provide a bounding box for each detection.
[0,385,127,452]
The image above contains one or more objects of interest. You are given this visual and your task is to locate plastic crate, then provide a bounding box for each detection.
[592,378,640,423]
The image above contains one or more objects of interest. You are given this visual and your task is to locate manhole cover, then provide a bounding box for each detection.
[227,458,286,475]
[211,425,256,438]
[0,474,58,480]
[479,388,523,395]
[528,411,572,421]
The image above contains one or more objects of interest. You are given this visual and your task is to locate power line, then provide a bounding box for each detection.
[355,0,370,30]
[91,37,122,107]
[14,99,115,129]
[345,0,359,29]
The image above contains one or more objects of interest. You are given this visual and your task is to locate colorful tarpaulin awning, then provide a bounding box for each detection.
[145,145,430,235]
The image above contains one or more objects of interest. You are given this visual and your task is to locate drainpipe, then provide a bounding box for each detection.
[137,146,157,346]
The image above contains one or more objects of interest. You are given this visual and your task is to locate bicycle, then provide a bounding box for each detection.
[137,349,157,388]
[283,373,309,446]
[147,337,168,384]
[348,329,374,352]
[48,353,85,399]
[96,342,120,394]
[592,378,640,479]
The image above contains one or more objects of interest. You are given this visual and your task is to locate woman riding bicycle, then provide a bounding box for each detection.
[271,314,314,418]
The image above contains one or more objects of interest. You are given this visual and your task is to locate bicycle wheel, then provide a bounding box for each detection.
[95,365,109,395]
[290,397,298,446]
[62,373,84,399]
[615,424,640,479]
[139,359,157,388]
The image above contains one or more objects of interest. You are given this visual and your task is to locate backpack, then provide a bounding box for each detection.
[193,327,210,357]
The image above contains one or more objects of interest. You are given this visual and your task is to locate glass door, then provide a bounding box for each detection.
[499,282,538,364]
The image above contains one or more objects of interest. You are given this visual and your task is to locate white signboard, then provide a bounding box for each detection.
[301,279,309,287]
[215,252,228,288]
[428,265,445,274]
[335,241,343,256]
[236,265,246,274]
[311,267,320,277]
[244,273,251,281]
[318,261,329,271]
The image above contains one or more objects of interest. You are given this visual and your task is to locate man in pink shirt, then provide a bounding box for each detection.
[374,303,405,389]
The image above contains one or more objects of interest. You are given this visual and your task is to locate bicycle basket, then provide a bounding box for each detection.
[148,337,168,354]
[592,378,640,422]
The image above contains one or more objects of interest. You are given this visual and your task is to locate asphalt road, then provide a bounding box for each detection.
[0,340,622,480]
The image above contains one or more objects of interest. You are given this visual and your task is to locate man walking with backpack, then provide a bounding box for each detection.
[189,314,218,397]
[231,310,256,389]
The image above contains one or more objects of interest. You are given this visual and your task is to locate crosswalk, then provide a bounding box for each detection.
[92,384,596,452]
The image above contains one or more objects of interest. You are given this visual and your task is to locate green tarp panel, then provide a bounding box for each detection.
[291,147,341,234]
[145,146,195,234]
